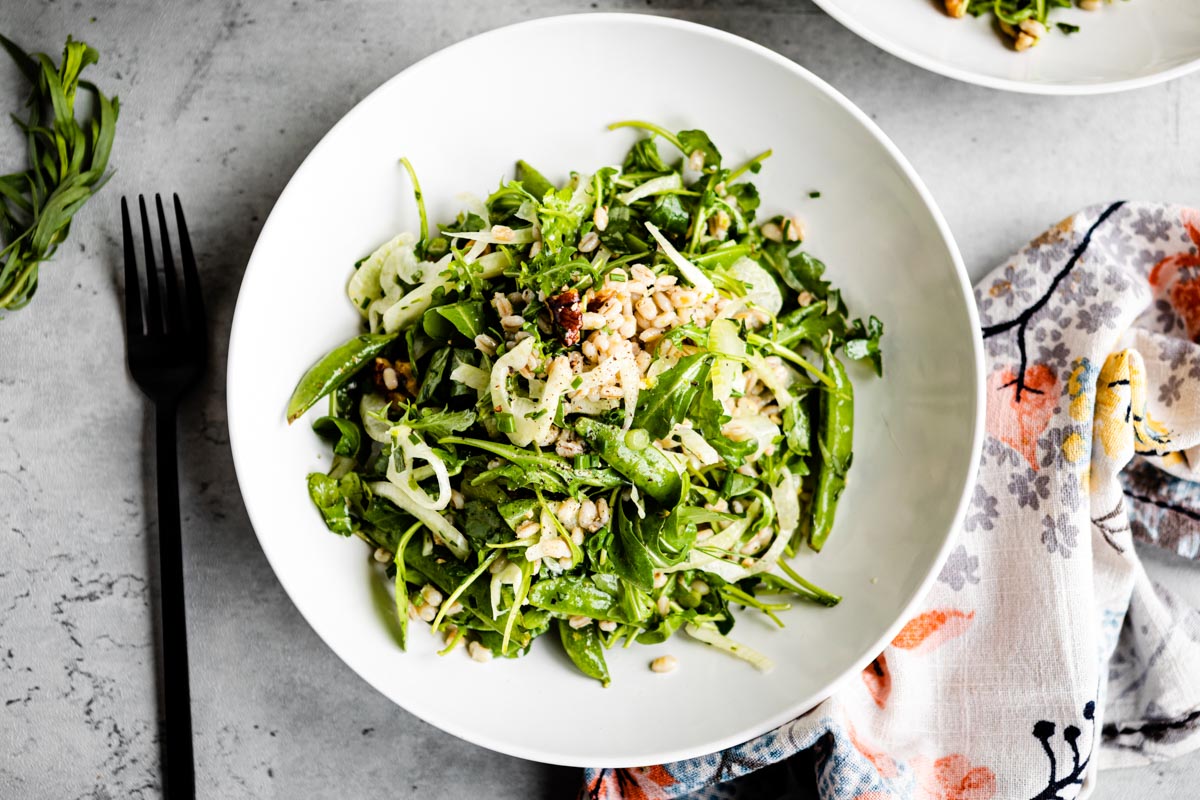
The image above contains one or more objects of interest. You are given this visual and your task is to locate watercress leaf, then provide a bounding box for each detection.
[312,416,363,459]
[307,472,363,537]
[782,400,812,456]
[623,137,668,173]
[677,129,722,169]
[647,193,689,239]
[842,315,884,377]
[725,182,760,216]
[461,499,509,544]
[597,202,634,254]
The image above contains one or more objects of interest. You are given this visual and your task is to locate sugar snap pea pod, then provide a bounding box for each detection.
[557,618,611,687]
[287,332,397,423]
[809,347,853,552]
[573,418,681,505]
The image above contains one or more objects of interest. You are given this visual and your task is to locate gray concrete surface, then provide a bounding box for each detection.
[0,1,1197,798]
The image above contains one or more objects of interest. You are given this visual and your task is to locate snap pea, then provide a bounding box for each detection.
[557,618,610,687]
[573,418,681,505]
[287,332,397,423]
[809,347,853,552]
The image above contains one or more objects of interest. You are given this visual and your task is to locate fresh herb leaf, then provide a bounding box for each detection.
[0,35,119,312]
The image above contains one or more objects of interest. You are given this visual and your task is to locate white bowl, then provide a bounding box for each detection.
[227,13,984,767]
[813,0,1200,94]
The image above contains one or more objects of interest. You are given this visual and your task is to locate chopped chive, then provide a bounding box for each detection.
[496,413,516,434]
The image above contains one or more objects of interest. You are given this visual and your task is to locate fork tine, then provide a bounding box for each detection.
[173,194,205,335]
[121,197,144,338]
[138,195,163,334]
[155,194,183,328]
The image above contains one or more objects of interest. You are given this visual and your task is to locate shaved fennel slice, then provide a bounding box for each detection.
[348,232,416,316]
[488,339,571,447]
[617,173,682,206]
[386,425,451,511]
[684,623,774,672]
[360,393,394,443]
[674,423,721,467]
[728,256,782,316]
[442,227,536,246]
[708,318,745,404]
[644,222,715,297]
[490,561,524,619]
[449,363,489,392]
[369,481,469,560]
[746,353,795,409]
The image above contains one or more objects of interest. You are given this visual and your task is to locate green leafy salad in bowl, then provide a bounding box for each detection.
[286,121,884,686]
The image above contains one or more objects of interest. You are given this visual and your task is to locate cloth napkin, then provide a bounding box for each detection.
[582,202,1200,800]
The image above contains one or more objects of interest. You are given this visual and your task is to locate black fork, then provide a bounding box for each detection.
[121,194,205,799]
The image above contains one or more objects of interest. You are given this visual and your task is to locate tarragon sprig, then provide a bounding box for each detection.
[0,35,119,312]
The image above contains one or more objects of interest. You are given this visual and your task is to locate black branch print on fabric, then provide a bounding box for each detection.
[982,202,1127,402]
[1091,497,1129,553]
[1028,701,1095,800]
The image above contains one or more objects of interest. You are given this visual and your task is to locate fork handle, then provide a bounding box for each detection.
[156,401,195,799]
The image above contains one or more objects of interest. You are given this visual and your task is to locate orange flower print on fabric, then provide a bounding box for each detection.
[891,609,975,654]
[862,653,891,709]
[911,754,997,800]
[1149,208,1200,341]
[848,721,898,779]
[584,766,675,800]
[853,793,897,800]
[985,364,1058,470]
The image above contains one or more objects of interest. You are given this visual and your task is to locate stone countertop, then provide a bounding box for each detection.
[0,1,1197,797]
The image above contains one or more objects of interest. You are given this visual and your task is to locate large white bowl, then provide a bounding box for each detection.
[227,13,984,768]
[813,0,1200,94]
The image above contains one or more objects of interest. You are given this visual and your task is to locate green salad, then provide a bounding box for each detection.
[287,121,883,685]
[945,0,1124,49]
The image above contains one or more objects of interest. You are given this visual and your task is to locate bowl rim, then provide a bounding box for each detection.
[227,11,987,767]
[810,0,1200,95]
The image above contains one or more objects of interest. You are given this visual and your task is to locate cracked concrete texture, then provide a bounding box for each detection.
[0,1,1197,798]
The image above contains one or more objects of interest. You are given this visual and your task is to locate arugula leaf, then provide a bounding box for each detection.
[609,499,655,592]
[687,373,756,466]
[443,436,625,494]
[633,354,711,439]
[639,508,697,567]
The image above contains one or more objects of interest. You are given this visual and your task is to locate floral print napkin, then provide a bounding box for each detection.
[583,203,1200,799]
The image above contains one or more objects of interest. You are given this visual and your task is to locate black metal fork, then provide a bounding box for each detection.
[121,194,205,799]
